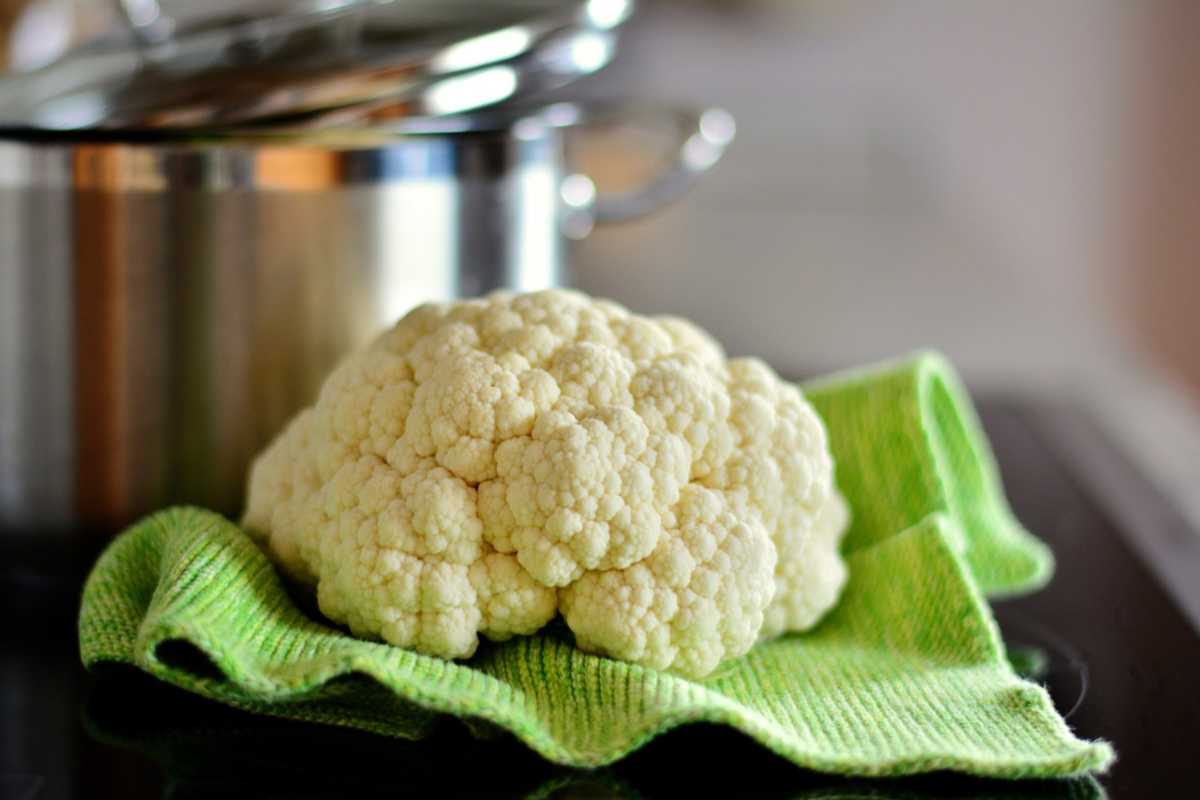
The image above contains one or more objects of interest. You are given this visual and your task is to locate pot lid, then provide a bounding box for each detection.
[0,0,633,131]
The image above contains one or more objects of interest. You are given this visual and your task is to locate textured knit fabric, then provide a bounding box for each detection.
[803,351,1054,595]
[78,352,1113,777]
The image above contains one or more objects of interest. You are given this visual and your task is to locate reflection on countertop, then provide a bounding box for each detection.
[80,668,1103,800]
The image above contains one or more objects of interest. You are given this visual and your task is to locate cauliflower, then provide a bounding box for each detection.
[243,289,848,678]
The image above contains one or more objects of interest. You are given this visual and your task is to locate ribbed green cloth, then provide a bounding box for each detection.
[78,352,1113,778]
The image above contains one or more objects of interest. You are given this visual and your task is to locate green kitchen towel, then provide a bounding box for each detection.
[804,350,1054,596]
[78,352,1112,778]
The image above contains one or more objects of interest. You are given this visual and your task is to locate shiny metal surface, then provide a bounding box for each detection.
[0,130,551,534]
[0,102,731,537]
[0,0,632,129]
[583,105,736,226]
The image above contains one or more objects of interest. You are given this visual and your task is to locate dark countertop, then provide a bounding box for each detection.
[3,398,1198,799]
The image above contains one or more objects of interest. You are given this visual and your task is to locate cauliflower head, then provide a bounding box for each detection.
[243,289,848,678]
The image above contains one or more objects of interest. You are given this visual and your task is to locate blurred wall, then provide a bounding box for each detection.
[574,0,1147,393]
[1122,0,1200,402]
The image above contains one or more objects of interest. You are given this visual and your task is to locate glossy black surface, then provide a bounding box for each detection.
[2,399,1197,799]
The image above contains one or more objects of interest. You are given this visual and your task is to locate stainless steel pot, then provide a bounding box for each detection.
[0,102,734,537]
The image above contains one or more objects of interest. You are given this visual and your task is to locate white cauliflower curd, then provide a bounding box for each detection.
[243,289,848,678]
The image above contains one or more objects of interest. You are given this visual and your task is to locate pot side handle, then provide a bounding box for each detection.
[555,104,736,238]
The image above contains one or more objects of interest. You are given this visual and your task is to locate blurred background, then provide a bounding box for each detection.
[566,0,1200,528]
[0,0,1195,529]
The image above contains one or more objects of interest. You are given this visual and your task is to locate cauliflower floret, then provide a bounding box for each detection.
[479,405,690,587]
[243,289,847,673]
[760,490,850,638]
[470,550,559,641]
[560,485,776,679]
